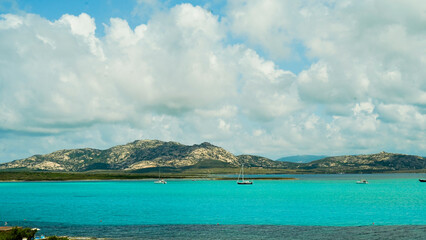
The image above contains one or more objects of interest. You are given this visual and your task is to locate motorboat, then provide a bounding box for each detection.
[356,179,368,184]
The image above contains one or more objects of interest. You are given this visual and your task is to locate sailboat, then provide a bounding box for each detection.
[237,164,252,185]
[154,166,167,184]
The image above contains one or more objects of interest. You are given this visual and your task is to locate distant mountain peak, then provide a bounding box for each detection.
[197,142,216,148]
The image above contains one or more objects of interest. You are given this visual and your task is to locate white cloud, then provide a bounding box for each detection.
[0,13,23,29]
[1,1,426,162]
[238,49,302,120]
[58,13,105,59]
[353,101,375,116]
[226,0,299,60]
[227,0,426,103]
[0,4,304,161]
[224,0,426,156]
[377,104,426,130]
[194,105,238,118]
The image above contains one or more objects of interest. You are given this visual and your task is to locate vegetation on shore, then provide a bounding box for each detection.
[0,227,37,240]
[45,237,69,240]
[0,167,299,181]
[0,227,70,240]
[0,167,424,181]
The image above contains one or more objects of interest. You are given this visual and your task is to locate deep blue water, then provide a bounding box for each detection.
[1,173,425,238]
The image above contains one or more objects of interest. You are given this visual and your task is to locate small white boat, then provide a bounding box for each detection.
[154,179,167,184]
[154,167,167,184]
[356,179,368,184]
[237,164,252,185]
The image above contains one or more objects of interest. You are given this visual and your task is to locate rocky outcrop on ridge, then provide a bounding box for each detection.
[0,140,283,171]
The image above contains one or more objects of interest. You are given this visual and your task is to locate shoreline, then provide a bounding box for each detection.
[0,177,298,182]
[1,172,425,182]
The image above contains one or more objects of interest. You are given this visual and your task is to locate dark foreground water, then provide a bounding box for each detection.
[1,174,425,239]
[6,222,426,240]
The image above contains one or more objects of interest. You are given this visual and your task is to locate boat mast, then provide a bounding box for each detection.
[242,164,244,181]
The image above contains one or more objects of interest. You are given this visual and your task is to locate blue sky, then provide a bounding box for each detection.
[1,0,312,73]
[0,0,425,163]
[3,1,227,34]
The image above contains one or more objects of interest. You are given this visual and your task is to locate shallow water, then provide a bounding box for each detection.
[1,173,425,238]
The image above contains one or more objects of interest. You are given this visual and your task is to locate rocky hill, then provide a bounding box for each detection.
[0,141,424,173]
[0,140,285,172]
[300,152,426,173]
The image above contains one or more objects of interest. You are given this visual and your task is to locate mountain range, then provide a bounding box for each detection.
[0,140,425,173]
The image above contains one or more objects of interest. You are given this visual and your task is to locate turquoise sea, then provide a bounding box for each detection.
[1,173,425,239]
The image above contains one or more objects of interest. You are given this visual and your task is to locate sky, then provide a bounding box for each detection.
[0,0,425,163]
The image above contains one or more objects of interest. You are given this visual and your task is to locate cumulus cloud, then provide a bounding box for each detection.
[237,49,302,120]
[226,0,300,60]
[1,1,426,162]
[1,6,232,131]
[227,0,426,103]
[104,4,238,116]
[224,0,426,156]
[0,4,304,160]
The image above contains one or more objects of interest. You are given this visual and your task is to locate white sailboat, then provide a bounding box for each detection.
[154,166,167,184]
[237,164,252,185]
